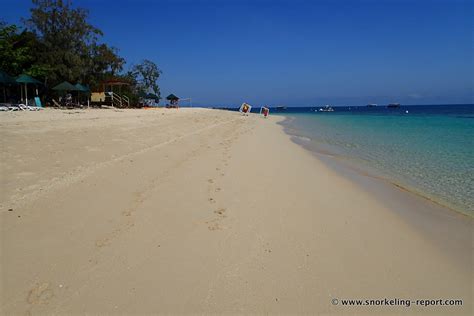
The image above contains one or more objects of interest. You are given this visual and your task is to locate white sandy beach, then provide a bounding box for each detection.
[0,108,472,315]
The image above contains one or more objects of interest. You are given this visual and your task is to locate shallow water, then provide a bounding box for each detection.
[276,105,474,215]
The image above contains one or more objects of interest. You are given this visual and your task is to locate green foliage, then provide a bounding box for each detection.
[0,23,36,76]
[21,0,125,87]
[1,1,162,105]
[131,60,162,100]
[86,43,125,89]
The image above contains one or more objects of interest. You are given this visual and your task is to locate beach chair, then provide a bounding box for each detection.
[8,105,21,111]
[239,102,252,116]
[260,106,269,118]
[34,97,43,107]
[52,99,61,108]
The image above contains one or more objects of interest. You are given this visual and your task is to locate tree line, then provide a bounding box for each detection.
[0,0,162,104]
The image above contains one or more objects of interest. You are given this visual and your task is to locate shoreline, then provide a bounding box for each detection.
[278,115,473,218]
[1,108,472,314]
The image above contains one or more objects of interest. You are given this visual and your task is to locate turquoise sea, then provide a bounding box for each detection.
[273,105,474,216]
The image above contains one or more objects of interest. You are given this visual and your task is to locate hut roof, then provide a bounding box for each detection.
[103,78,130,86]
[166,94,179,100]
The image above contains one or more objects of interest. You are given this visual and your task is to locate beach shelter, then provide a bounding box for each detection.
[74,83,90,92]
[53,81,80,106]
[0,70,17,102]
[166,94,179,108]
[141,92,160,107]
[52,81,78,91]
[138,91,159,107]
[16,74,42,104]
[166,94,179,105]
[74,83,90,105]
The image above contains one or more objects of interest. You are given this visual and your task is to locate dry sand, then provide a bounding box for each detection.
[0,108,472,315]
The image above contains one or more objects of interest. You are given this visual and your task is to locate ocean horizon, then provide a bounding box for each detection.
[268,104,474,216]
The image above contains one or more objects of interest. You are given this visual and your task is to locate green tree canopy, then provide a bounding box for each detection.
[24,0,124,86]
[131,59,162,100]
[0,22,42,76]
[1,1,163,106]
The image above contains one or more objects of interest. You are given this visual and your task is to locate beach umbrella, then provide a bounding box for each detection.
[74,83,90,92]
[145,93,160,107]
[16,74,42,104]
[0,70,16,84]
[53,81,80,106]
[0,70,17,102]
[16,74,42,85]
[52,81,78,91]
[74,83,90,105]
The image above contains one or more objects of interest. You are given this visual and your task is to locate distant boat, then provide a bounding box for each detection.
[387,103,401,108]
[366,103,377,107]
[318,105,334,112]
[276,106,287,111]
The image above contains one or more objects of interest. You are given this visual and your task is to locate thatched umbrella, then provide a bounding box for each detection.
[16,74,42,104]
[0,70,17,102]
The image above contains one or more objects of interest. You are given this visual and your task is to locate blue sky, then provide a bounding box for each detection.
[2,0,473,106]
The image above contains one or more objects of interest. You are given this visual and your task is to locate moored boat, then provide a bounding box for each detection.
[318,105,334,112]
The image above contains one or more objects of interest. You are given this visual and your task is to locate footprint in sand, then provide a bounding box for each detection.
[205,208,228,231]
[208,179,214,184]
[208,197,216,203]
[214,208,226,216]
[27,283,54,305]
[95,237,111,248]
[95,221,135,248]
[207,221,221,231]
[215,187,221,192]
